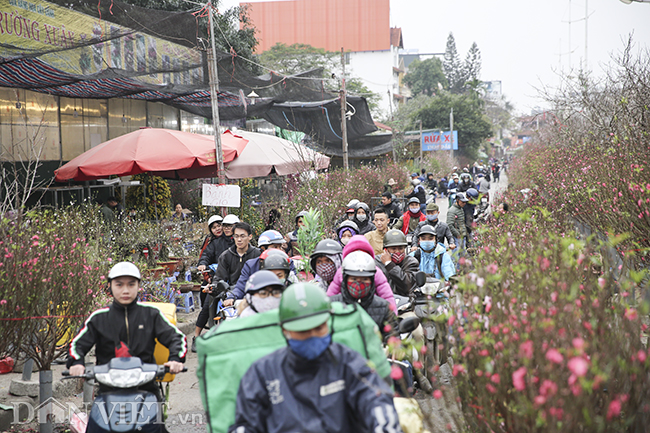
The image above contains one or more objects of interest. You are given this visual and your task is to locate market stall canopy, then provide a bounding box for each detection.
[54,128,248,182]
[224,130,330,179]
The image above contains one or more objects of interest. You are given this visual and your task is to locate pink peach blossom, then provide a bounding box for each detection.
[512,367,527,391]
[545,349,564,364]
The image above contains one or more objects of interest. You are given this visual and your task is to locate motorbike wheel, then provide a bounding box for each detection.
[207,297,217,328]
[425,339,439,381]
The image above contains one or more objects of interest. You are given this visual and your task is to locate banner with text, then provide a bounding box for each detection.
[421,131,459,151]
[202,184,241,208]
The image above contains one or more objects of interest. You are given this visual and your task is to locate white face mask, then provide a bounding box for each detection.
[356,214,367,222]
[251,296,281,313]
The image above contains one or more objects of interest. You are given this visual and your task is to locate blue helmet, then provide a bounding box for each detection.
[258,230,284,247]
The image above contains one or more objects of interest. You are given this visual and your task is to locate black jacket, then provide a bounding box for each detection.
[411,220,454,247]
[198,234,234,267]
[375,255,420,297]
[216,244,261,285]
[381,201,402,221]
[406,185,426,204]
[330,290,397,339]
[66,300,187,368]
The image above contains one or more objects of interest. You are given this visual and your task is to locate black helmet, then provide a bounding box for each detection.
[383,229,408,248]
[460,173,472,181]
[245,270,284,294]
[310,239,342,271]
[466,188,479,200]
[417,225,436,238]
[260,250,291,272]
[408,197,420,205]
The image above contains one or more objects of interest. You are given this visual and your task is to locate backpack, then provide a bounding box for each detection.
[196,302,390,433]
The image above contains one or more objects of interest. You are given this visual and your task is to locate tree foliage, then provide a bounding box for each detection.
[414,92,492,152]
[257,43,382,114]
[403,57,447,97]
[442,33,483,95]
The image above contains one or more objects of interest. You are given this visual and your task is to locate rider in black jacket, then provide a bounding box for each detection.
[67,262,186,395]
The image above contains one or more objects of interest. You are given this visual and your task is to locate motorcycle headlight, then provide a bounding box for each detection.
[95,368,156,388]
[421,282,442,296]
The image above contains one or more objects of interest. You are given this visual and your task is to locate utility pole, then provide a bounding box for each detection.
[418,119,423,165]
[449,107,454,159]
[340,48,349,170]
[208,1,225,185]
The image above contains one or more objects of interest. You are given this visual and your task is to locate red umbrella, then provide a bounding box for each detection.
[54,128,248,181]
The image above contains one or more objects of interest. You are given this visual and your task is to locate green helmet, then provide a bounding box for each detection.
[383,229,408,248]
[279,283,331,332]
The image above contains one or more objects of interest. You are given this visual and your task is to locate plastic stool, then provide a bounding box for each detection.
[176,292,194,313]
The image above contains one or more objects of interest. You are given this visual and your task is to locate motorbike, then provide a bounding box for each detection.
[385,315,422,397]
[62,357,186,433]
[203,279,238,329]
[474,193,491,223]
[412,272,451,378]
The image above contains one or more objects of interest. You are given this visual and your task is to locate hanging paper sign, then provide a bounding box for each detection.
[202,184,241,207]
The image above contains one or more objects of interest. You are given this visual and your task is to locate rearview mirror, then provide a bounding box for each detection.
[415,271,427,287]
[398,316,420,334]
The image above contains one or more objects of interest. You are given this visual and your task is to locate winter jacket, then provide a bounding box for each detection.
[330,289,398,339]
[477,178,490,194]
[446,203,467,239]
[198,234,234,267]
[364,229,387,256]
[216,245,261,286]
[447,180,459,191]
[392,211,426,235]
[380,201,402,221]
[375,254,420,297]
[413,244,456,281]
[326,236,396,311]
[66,300,187,368]
[354,217,376,235]
[411,220,454,247]
[229,342,402,433]
[405,184,426,204]
[229,256,298,300]
[458,180,477,193]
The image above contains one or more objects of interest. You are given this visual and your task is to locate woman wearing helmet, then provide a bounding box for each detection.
[353,202,375,235]
[198,214,235,273]
[336,220,359,246]
[310,239,343,291]
[326,235,396,311]
[67,262,186,381]
[329,251,398,338]
[458,173,476,193]
[238,270,286,318]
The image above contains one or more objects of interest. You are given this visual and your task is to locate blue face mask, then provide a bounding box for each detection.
[426,214,438,222]
[287,334,332,360]
[420,240,436,251]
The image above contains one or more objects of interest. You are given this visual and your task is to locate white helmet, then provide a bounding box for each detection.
[222,214,240,225]
[346,199,360,208]
[108,262,141,280]
[207,215,223,227]
[411,179,421,186]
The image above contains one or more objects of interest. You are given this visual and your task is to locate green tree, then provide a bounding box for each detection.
[414,92,492,154]
[403,57,447,97]
[443,33,466,94]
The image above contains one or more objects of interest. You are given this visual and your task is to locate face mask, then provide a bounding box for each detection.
[287,334,332,360]
[356,214,367,222]
[409,207,420,214]
[347,214,355,220]
[251,295,281,313]
[420,241,436,251]
[391,252,405,264]
[347,280,372,299]
[316,262,337,282]
[426,214,438,222]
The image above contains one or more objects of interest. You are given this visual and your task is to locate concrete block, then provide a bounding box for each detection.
[53,376,82,398]
[9,378,39,397]
[12,358,38,374]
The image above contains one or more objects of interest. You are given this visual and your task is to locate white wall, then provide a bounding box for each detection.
[348,46,400,120]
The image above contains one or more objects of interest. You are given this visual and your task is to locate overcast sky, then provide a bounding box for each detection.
[221,0,650,115]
